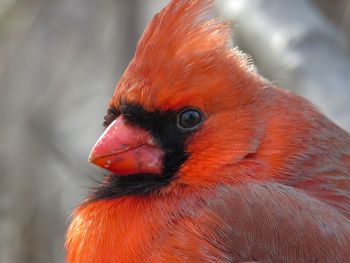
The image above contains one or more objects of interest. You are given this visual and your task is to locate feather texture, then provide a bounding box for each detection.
[66,0,350,262]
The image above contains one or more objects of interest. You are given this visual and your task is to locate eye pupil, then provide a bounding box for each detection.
[178,109,202,130]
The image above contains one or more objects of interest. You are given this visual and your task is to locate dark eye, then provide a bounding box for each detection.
[177,108,203,131]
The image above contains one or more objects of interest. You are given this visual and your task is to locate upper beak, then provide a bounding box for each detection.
[89,115,163,175]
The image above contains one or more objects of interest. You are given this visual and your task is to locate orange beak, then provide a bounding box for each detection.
[88,115,163,175]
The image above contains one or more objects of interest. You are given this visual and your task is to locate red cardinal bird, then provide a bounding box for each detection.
[66,0,350,262]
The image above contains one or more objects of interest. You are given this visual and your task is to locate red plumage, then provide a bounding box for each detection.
[66,0,350,262]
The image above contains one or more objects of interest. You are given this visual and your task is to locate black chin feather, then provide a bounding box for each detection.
[92,173,173,199]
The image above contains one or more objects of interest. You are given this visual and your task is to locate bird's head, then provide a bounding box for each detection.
[88,0,317,197]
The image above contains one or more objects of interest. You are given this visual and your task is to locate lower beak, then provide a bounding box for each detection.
[88,116,163,175]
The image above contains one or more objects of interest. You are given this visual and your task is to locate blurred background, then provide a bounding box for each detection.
[0,0,349,262]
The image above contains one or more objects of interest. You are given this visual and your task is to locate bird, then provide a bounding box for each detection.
[66,0,350,262]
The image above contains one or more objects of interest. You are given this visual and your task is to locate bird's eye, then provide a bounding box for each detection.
[177,108,203,131]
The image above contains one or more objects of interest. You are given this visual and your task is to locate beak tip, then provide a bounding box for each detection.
[88,149,97,164]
